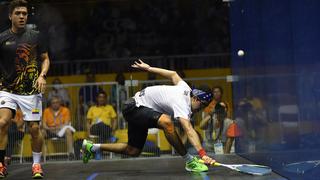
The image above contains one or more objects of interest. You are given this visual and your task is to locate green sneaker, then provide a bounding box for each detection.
[82,139,94,163]
[185,157,208,172]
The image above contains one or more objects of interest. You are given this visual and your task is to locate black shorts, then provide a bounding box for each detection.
[122,98,162,149]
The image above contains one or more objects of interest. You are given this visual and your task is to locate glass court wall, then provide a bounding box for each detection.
[230,0,320,179]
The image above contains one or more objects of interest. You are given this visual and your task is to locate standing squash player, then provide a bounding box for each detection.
[0,0,50,178]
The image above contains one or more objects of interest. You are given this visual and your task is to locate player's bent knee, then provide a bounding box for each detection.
[159,116,174,133]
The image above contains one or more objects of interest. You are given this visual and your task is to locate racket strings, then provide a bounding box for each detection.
[237,165,272,175]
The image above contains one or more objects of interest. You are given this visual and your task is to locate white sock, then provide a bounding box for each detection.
[32,152,42,165]
[91,144,101,152]
[182,153,194,163]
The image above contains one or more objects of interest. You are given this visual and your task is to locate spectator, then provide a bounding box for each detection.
[110,72,127,109]
[47,77,71,107]
[204,86,231,118]
[200,102,240,154]
[42,96,75,159]
[86,91,117,143]
[233,99,253,153]
[76,68,102,131]
[237,88,267,144]
[79,68,103,107]
[75,99,89,131]
[110,72,127,129]
[5,108,24,165]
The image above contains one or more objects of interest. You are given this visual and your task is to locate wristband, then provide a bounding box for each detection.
[198,148,207,158]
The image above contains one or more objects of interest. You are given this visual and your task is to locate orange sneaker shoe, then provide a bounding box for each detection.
[32,163,44,179]
[0,162,8,178]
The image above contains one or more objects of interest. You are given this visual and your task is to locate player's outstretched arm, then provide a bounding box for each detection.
[179,117,216,165]
[132,59,182,85]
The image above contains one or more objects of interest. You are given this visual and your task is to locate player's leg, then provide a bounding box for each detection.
[27,121,44,179]
[82,122,145,163]
[82,141,142,158]
[96,122,143,156]
[5,126,24,166]
[28,122,44,156]
[0,108,13,178]
[82,102,150,163]
[0,92,17,178]
[18,94,44,179]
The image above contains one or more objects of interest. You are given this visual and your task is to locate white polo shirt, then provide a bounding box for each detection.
[134,80,192,120]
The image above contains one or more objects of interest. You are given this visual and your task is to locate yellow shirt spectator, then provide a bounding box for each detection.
[43,106,71,128]
[87,105,117,126]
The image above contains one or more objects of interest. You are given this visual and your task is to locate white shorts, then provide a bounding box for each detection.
[0,91,42,121]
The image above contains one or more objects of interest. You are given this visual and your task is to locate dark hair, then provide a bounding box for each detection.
[215,102,227,116]
[115,72,125,85]
[9,0,28,15]
[212,86,223,95]
[97,90,107,97]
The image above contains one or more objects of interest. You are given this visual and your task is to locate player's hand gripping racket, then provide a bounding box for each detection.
[200,160,272,175]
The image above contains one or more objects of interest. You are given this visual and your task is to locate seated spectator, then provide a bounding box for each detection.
[47,77,71,107]
[42,96,75,159]
[77,68,103,131]
[86,91,117,143]
[200,102,241,154]
[5,108,24,165]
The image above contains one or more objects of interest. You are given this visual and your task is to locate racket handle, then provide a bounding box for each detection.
[199,159,220,166]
